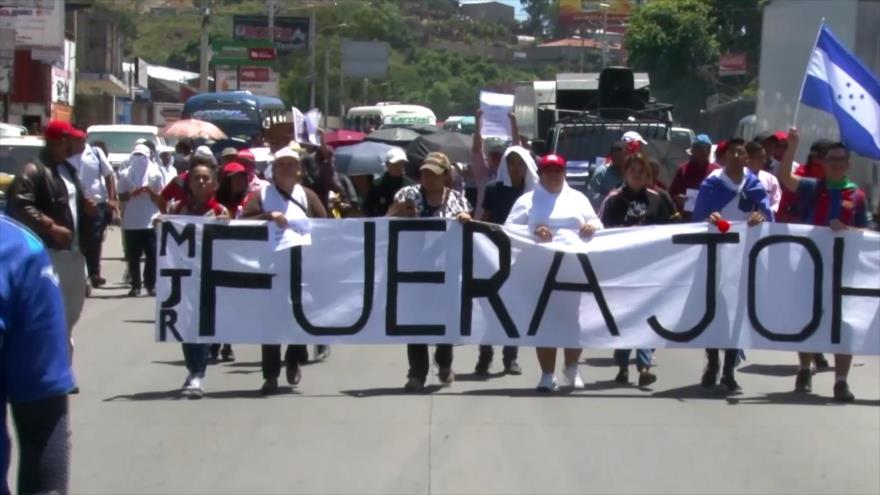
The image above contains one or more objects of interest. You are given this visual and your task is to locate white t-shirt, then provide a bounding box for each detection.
[506,183,603,233]
[158,163,179,189]
[118,165,163,230]
[57,164,79,249]
[260,183,309,221]
[756,169,781,212]
[74,146,113,202]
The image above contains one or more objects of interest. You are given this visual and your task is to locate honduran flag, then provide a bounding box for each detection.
[692,170,774,223]
[800,24,880,160]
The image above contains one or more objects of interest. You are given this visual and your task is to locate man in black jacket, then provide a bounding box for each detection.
[363,148,414,217]
[5,120,96,368]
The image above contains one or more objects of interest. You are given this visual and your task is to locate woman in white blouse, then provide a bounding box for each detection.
[506,154,603,392]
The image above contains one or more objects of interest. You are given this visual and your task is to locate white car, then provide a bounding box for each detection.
[86,125,167,170]
[0,123,28,137]
[0,135,45,209]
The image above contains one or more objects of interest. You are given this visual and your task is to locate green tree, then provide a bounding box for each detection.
[522,0,555,37]
[625,0,720,122]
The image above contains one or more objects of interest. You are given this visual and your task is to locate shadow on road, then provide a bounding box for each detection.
[104,387,302,401]
[88,294,133,300]
[124,319,155,325]
[340,385,445,397]
[581,357,618,367]
[738,363,799,377]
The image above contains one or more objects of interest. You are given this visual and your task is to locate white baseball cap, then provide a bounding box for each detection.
[274,147,301,162]
[132,144,151,156]
[385,147,408,165]
[622,131,648,145]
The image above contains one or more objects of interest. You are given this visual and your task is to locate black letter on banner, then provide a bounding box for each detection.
[291,222,376,335]
[386,220,446,336]
[460,222,517,338]
[832,237,880,344]
[647,233,739,342]
[160,222,196,257]
[748,236,822,342]
[528,252,618,336]
[158,309,182,342]
[159,268,191,309]
[200,224,273,337]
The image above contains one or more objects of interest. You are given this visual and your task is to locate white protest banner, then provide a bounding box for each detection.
[269,220,311,251]
[479,91,515,139]
[155,217,880,355]
[305,109,321,145]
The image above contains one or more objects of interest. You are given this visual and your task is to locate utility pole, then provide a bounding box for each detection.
[600,3,610,69]
[199,0,211,93]
[323,47,329,128]
[339,47,345,122]
[267,0,276,51]
[309,8,316,109]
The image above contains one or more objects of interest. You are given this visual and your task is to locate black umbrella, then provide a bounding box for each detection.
[405,131,472,177]
[365,127,421,147]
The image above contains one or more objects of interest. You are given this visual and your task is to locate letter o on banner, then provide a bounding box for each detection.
[747,236,823,342]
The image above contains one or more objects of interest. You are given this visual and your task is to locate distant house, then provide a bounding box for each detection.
[459,1,515,26]
[529,37,624,65]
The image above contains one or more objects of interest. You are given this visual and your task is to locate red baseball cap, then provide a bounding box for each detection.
[236,149,255,163]
[715,139,729,158]
[222,162,247,175]
[773,130,788,142]
[44,120,84,140]
[538,154,566,170]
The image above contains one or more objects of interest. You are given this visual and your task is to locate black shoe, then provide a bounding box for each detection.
[503,360,523,375]
[315,345,331,361]
[90,276,105,288]
[813,354,831,371]
[638,370,657,388]
[221,346,235,362]
[404,377,425,393]
[261,378,279,395]
[208,353,219,364]
[701,366,719,388]
[720,375,742,394]
[794,369,812,393]
[438,368,455,385]
[69,386,80,395]
[833,381,855,402]
[286,363,302,386]
[474,358,491,377]
[614,368,629,385]
[127,287,141,297]
[146,288,156,297]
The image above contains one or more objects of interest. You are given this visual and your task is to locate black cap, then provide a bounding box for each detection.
[610,141,627,152]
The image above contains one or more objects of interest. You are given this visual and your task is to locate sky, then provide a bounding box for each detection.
[459,0,528,20]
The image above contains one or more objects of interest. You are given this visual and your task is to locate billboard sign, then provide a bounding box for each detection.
[233,15,309,54]
[342,40,389,79]
[0,1,63,48]
[719,53,748,76]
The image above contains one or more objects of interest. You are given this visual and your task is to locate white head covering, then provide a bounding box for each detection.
[495,146,538,192]
[128,149,159,187]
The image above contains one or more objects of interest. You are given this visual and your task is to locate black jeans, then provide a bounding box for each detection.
[182,344,210,378]
[261,345,308,380]
[706,348,739,376]
[407,344,453,383]
[83,202,111,278]
[478,345,518,364]
[123,229,156,290]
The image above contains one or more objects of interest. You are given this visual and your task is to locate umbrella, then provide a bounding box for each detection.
[405,131,472,176]
[324,130,365,148]
[161,119,227,140]
[333,141,400,177]
[365,127,421,147]
[406,124,442,135]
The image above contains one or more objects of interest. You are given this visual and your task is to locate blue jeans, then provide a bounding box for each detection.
[182,344,210,378]
[614,349,653,371]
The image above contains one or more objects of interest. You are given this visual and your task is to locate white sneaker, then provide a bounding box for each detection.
[561,365,585,389]
[536,373,558,392]
[183,376,204,399]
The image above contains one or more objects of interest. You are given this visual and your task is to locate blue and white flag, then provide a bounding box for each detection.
[800,25,880,160]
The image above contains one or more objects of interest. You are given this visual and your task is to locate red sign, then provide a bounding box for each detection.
[238,67,270,82]
[249,47,275,61]
[719,53,747,76]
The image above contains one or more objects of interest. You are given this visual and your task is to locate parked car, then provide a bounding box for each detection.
[670,127,696,150]
[0,123,28,138]
[0,135,44,210]
[86,125,167,170]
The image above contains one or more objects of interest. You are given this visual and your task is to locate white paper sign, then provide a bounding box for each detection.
[269,219,312,251]
[479,91,514,139]
[305,109,321,145]
[684,188,699,213]
[292,106,307,143]
[156,217,880,355]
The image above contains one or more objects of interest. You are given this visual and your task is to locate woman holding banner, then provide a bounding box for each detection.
[165,160,230,398]
[506,154,603,392]
[243,145,328,395]
[599,153,679,388]
[388,152,472,393]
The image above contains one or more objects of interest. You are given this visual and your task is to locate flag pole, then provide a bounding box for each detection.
[793,19,826,126]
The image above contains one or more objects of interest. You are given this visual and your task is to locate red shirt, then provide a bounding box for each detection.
[668,160,720,219]
[161,172,189,203]
[776,162,824,223]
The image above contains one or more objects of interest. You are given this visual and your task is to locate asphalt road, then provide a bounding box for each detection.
[21,227,880,494]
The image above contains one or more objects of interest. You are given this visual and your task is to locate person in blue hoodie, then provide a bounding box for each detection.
[692,137,773,394]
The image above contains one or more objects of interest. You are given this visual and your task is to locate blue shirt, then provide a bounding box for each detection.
[0,214,74,493]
